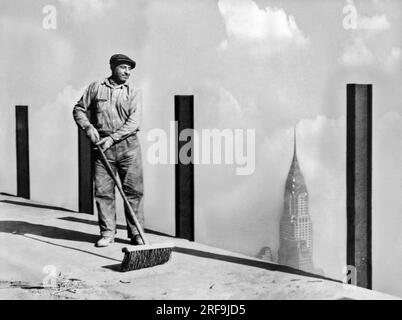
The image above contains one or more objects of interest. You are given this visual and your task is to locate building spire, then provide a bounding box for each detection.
[293,126,297,159]
[285,124,307,194]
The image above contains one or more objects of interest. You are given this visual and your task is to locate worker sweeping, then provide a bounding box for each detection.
[73,54,172,271]
[72,54,145,248]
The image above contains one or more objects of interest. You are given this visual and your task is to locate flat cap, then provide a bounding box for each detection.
[109,54,136,69]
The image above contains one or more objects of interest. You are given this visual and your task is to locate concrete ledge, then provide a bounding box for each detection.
[0,194,398,300]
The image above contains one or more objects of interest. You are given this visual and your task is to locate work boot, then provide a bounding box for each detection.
[95,236,114,247]
[130,235,145,246]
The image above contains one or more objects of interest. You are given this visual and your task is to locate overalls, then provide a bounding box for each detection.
[94,134,144,238]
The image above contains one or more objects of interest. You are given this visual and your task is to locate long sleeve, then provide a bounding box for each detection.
[72,82,97,131]
[110,88,142,142]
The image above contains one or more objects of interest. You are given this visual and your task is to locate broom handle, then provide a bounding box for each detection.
[97,147,149,245]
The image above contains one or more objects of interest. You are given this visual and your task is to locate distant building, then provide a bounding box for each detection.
[257,246,274,262]
[278,129,314,273]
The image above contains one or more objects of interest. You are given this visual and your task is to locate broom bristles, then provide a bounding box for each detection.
[120,245,173,272]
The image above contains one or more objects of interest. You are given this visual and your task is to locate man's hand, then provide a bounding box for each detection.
[96,136,114,151]
[86,126,100,144]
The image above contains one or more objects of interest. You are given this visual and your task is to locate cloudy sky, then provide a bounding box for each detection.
[0,0,401,296]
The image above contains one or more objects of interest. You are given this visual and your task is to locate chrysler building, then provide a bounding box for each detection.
[278,129,314,272]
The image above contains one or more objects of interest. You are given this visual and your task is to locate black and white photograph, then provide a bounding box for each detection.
[0,0,401,305]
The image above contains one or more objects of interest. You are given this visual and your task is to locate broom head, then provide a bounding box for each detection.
[121,243,174,272]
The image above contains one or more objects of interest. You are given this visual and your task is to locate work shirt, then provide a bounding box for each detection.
[73,77,142,142]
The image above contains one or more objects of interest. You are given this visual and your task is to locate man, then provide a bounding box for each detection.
[73,54,144,247]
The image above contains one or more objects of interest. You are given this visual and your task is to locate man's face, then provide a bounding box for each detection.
[112,63,131,83]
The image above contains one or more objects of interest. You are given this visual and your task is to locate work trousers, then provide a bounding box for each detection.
[94,134,144,238]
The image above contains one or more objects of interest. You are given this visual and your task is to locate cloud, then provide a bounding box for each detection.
[0,15,75,104]
[340,38,375,67]
[384,47,402,71]
[358,14,390,32]
[216,87,244,126]
[217,0,309,55]
[340,39,401,71]
[373,111,402,297]
[345,0,391,34]
[340,1,395,69]
[29,85,84,210]
[57,0,115,21]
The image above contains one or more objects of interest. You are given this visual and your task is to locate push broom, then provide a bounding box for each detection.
[97,146,174,272]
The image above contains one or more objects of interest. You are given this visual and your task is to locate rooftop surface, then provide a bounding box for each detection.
[0,194,398,300]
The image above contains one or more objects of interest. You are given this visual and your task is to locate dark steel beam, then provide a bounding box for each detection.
[15,105,30,199]
[78,128,94,214]
[175,95,194,241]
[346,84,372,289]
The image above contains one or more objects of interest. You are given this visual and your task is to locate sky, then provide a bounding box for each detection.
[0,0,401,297]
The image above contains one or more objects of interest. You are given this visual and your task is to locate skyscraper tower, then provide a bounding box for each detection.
[278,128,314,272]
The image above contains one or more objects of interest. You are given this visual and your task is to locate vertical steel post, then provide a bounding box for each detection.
[78,127,94,214]
[175,95,194,241]
[15,105,30,199]
[346,84,372,289]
